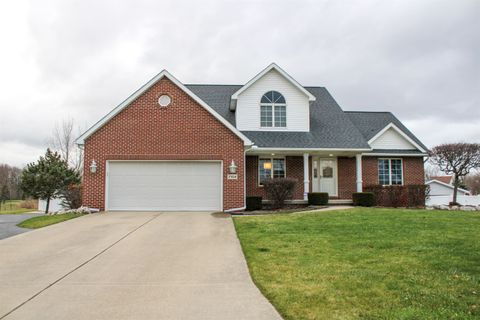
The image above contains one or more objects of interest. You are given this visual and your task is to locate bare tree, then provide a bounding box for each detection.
[464,172,480,195]
[429,143,480,204]
[424,163,441,181]
[0,164,23,199]
[49,118,83,174]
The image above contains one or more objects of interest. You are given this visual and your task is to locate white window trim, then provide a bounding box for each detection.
[258,157,286,186]
[378,158,404,186]
[260,103,287,128]
[259,92,287,128]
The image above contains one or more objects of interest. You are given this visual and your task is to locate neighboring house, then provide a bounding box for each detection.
[76,63,427,211]
[38,198,64,213]
[426,178,470,197]
[426,178,477,206]
[430,175,453,185]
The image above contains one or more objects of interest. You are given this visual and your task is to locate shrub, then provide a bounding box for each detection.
[365,185,429,208]
[407,185,429,207]
[308,192,329,205]
[263,178,297,209]
[246,196,262,211]
[352,192,374,207]
[60,184,82,209]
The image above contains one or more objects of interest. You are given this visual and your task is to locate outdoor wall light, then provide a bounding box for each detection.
[90,160,97,173]
[229,160,238,174]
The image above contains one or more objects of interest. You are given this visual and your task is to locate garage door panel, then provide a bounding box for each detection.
[107,161,222,211]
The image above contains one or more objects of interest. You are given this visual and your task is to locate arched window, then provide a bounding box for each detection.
[260,91,286,127]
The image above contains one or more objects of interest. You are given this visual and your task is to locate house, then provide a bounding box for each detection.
[430,175,453,185]
[76,63,427,211]
[426,178,470,197]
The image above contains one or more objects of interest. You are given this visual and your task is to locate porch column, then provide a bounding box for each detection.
[303,153,309,200]
[355,154,363,192]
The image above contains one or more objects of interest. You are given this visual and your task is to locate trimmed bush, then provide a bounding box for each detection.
[246,196,262,211]
[352,192,375,207]
[407,185,429,207]
[308,192,329,205]
[364,184,429,208]
[263,178,297,209]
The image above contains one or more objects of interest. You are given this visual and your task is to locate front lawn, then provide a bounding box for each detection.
[233,208,480,320]
[0,200,36,214]
[17,213,82,229]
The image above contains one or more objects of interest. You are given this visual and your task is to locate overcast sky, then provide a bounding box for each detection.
[0,0,479,167]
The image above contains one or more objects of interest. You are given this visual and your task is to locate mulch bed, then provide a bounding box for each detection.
[232,204,328,215]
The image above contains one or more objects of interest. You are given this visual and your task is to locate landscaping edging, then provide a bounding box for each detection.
[426,204,480,211]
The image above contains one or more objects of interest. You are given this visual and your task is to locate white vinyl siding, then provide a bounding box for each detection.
[371,128,417,150]
[236,69,310,131]
[107,161,222,211]
[428,181,470,197]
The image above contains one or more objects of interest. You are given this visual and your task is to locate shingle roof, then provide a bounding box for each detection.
[431,176,453,184]
[186,85,426,151]
[187,85,370,149]
[369,149,427,155]
[345,111,428,151]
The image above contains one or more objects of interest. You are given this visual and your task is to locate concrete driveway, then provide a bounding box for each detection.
[0,212,281,320]
[0,213,43,240]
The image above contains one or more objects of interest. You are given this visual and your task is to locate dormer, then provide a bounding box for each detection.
[231,63,316,132]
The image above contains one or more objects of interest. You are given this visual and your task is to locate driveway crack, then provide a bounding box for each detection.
[0,213,162,319]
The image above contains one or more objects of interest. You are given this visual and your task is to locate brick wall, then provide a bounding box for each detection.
[83,77,245,211]
[246,155,425,201]
[337,157,356,199]
[363,156,425,186]
[246,156,308,200]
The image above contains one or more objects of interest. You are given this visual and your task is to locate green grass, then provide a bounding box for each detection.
[17,213,82,229]
[233,208,480,320]
[0,200,36,214]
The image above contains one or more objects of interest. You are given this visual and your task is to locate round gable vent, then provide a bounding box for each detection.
[158,95,171,107]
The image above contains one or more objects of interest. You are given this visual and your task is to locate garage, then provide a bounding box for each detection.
[106,161,222,211]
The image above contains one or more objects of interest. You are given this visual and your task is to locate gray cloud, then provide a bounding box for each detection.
[0,0,479,167]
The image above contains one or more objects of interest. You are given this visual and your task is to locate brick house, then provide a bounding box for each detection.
[76,63,427,211]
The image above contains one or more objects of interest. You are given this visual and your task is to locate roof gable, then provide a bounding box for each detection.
[426,179,470,194]
[368,123,426,152]
[76,71,252,146]
[346,111,428,152]
[231,63,316,101]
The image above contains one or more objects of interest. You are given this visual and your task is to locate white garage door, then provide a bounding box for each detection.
[107,161,222,211]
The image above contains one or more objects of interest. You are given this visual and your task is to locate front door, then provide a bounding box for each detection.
[312,158,337,196]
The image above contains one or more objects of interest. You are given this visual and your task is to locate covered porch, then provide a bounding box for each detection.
[245,148,365,203]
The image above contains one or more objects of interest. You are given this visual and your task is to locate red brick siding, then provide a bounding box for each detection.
[246,155,425,201]
[83,77,245,211]
[363,156,425,186]
[337,157,356,199]
[246,156,312,200]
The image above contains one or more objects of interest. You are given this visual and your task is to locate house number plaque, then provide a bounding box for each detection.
[227,174,238,180]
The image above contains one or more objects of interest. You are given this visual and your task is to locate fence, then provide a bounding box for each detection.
[426,195,480,206]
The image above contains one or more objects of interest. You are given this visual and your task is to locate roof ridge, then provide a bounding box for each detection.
[184,84,242,86]
[344,111,393,114]
[185,84,327,89]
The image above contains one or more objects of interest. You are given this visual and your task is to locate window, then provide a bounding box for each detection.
[260,91,286,128]
[259,158,285,185]
[378,159,403,185]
